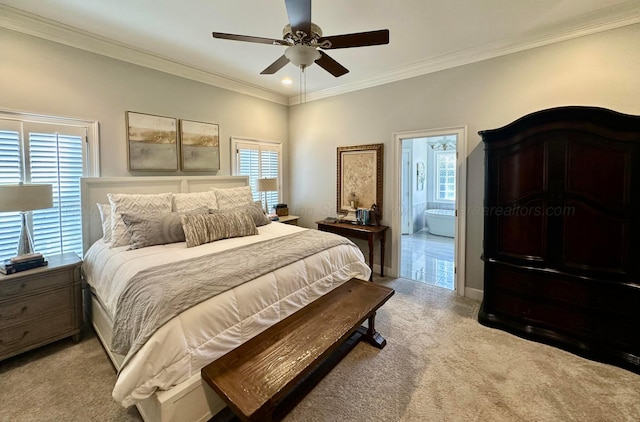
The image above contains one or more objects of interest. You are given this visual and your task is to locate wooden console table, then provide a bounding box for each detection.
[316,221,388,281]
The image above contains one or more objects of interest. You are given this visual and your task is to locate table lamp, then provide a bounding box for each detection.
[256,178,278,214]
[0,183,53,256]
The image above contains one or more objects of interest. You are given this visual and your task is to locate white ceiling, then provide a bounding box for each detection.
[2,0,640,105]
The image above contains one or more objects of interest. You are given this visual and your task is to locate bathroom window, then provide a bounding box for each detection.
[435,151,456,202]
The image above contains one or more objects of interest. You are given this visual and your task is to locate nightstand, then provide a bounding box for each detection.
[276,215,300,225]
[0,253,83,361]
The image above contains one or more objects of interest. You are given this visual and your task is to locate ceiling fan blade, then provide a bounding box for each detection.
[260,55,291,74]
[212,32,288,46]
[284,0,312,37]
[318,29,389,49]
[316,51,349,77]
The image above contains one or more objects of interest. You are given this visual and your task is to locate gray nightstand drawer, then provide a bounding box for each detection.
[0,311,75,356]
[0,268,77,299]
[0,287,75,329]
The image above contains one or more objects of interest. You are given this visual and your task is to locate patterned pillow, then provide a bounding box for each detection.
[181,209,258,247]
[108,193,173,248]
[173,191,218,212]
[212,186,254,210]
[121,209,208,249]
[210,201,270,227]
[97,203,112,242]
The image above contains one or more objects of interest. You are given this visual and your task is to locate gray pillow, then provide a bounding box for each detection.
[181,209,258,248]
[210,201,270,227]
[122,209,207,249]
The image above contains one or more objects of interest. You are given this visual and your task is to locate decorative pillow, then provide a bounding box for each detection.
[181,209,258,248]
[121,208,208,249]
[210,201,270,227]
[212,186,254,210]
[108,193,173,248]
[97,203,112,242]
[173,190,218,212]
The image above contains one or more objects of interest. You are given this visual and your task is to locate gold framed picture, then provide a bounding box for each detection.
[126,111,178,171]
[337,143,383,217]
[179,119,220,171]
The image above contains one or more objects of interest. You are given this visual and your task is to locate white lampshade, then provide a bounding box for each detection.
[256,178,278,193]
[0,184,53,212]
[0,183,54,256]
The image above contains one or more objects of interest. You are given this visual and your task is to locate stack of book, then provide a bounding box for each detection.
[0,253,48,275]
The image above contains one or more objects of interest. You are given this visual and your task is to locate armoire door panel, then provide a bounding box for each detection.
[496,198,547,260]
[562,200,629,274]
[498,141,546,203]
[565,137,631,210]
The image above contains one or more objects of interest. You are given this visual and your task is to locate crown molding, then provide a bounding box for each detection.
[2,3,639,107]
[290,1,640,105]
[0,5,289,106]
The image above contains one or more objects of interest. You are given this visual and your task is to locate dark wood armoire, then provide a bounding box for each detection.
[479,106,640,373]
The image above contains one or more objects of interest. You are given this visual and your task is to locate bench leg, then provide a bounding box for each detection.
[361,312,386,349]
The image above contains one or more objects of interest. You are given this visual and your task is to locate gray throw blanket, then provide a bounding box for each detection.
[111,229,355,364]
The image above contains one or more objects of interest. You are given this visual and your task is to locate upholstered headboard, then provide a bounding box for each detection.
[80,175,249,254]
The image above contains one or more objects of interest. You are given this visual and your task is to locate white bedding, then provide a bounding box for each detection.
[83,222,371,407]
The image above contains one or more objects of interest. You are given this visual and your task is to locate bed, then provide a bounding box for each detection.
[80,176,371,422]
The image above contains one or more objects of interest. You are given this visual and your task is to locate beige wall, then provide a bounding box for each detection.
[0,28,289,190]
[289,23,640,291]
[3,23,640,293]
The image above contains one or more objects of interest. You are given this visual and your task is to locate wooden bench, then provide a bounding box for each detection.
[201,278,395,422]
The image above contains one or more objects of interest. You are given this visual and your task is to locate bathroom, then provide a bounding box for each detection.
[400,134,456,289]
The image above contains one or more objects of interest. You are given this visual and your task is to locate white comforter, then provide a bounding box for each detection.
[83,223,371,407]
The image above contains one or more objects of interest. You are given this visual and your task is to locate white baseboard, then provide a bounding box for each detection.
[464,287,483,302]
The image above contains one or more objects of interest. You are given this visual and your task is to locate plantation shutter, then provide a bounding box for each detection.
[0,118,90,260]
[233,139,282,211]
[0,122,23,258]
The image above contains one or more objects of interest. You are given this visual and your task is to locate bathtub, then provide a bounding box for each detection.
[425,209,455,237]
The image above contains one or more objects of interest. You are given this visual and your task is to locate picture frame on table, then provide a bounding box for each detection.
[179,119,220,172]
[126,111,178,171]
[336,143,384,218]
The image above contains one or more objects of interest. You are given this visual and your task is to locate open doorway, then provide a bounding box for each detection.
[394,127,466,294]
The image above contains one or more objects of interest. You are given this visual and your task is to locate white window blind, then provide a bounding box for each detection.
[0,115,98,261]
[232,138,282,211]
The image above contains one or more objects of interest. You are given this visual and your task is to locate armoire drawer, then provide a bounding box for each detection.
[490,265,640,318]
[491,291,589,335]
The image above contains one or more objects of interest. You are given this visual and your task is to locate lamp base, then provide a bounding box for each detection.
[17,211,35,256]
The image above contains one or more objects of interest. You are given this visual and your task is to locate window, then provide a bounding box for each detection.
[231,137,282,211]
[0,112,99,261]
[434,151,456,202]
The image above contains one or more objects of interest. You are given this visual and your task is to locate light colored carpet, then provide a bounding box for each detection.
[1,277,639,421]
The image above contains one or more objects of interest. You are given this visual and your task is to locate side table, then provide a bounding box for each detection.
[316,221,388,281]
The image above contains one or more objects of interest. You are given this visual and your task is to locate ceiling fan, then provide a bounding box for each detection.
[212,0,389,77]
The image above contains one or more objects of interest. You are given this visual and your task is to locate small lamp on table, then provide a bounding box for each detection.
[0,183,53,256]
[256,178,278,215]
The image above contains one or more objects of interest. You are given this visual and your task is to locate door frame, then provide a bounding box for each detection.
[392,126,468,296]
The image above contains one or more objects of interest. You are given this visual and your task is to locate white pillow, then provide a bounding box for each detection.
[173,190,218,212]
[108,192,173,247]
[212,186,254,210]
[97,203,112,242]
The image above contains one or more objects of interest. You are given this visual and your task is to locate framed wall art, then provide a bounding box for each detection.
[179,119,220,171]
[337,143,384,217]
[126,111,178,171]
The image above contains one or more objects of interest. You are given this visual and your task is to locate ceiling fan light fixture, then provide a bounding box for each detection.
[285,45,321,68]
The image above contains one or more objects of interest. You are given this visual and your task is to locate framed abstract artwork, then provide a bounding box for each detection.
[337,143,384,217]
[126,111,178,171]
[179,119,220,171]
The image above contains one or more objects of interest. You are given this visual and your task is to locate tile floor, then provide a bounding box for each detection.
[400,229,455,290]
